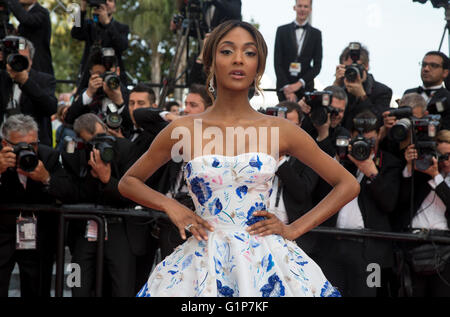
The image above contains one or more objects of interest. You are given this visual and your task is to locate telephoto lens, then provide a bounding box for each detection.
[13,142,38,172]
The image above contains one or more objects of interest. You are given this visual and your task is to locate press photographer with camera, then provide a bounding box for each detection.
[299,85,348,155]
[274,0,322,102]
[0,35,57,147]
[72,0,129,85]
[334,42,392,132]
[0,114,67,297]
[314,110,402,297]
[397,129,450,297]
[5,0,53,75]
[404,51,450,130]
[379,93,429,162]
[65,48,131,135]
[59,113,144,297]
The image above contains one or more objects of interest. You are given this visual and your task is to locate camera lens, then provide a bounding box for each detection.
[344,66,359,82]
[7,54,29,72]
[106,112,122,129]
[17,150,38,172]
[389,118,411,142]
[104,73,120,90]
[351,139,371,161]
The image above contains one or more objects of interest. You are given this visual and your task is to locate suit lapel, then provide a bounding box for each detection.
[298,23,311,58]
[289,22,299,56]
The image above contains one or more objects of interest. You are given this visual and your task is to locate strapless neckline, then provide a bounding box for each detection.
[186,152,278,165]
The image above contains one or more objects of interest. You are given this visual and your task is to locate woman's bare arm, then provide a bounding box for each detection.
[118,118,214,240]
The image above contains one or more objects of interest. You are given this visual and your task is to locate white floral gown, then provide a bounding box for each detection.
[137,152,340,297]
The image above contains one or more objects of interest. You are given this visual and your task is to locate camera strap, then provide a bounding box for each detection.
[16,212,37,250]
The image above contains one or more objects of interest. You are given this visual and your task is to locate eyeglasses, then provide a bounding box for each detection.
[420,62,443,70]
[5,138,39,148]
[438,153,450,162]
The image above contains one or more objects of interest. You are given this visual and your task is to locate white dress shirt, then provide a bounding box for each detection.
[336,169,365,229]
[403,167,449,230]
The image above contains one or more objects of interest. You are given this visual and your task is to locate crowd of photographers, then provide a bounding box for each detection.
[0,0,449,298]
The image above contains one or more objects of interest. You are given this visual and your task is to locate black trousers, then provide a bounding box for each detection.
[0,216,56,297]
[315,237,377,297]
[71,222,136,297]
[0,223,41,297]
[134,231,158,294]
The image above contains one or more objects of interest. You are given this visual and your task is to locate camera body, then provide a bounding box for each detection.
[348,117,378,161]
[387,107,413,143]
[64,133,116,164]
[413,115,441,171]
[258,106,288,118]
[13,142,39,172]
[304,91,336,126]
[344,42,365,83]
[88,0,106,8]
[0,37,29,72]
[101,71,120,90]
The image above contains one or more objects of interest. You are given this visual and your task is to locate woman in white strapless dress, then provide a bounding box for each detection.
[119,20,360,297]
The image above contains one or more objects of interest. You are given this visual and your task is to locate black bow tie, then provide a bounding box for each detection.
[295,24,306,30]
[417,86,438,97]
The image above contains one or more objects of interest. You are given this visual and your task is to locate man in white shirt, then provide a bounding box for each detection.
[400,129,450,297]
[316,110,402,297]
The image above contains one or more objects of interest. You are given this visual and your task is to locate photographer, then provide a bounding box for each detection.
[299,85,348,156]
[65,48,131,135]
[315,110,402,297]
[379,93,428,162]
[398,129,450,296]
[72,0,129,85]
[333,42,392,132]
[6,0,53,75]
[0,114,65,297]
[404,51,450,130]
[0,35,57,147]
[61,113,144,297]
[274,0,322,102]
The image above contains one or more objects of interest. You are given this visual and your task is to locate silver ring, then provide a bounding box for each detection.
[184,223,194,232]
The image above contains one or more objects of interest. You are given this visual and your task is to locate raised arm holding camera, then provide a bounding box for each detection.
[334,42,392,132]
[0,35,57,147]
[65,48,131,135]
[6,0,53,75]
[72,0,129,85]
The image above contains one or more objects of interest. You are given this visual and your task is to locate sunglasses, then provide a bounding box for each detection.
[5,138,39,148]
[438,153,450,162]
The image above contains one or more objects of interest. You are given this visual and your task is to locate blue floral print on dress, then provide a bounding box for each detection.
[320,281,341,297]
[217,280,234,297]
[246,202,266,226]
[260,273,285,297]
[249,155,263,170]
[236,185,248,199]
[190,176,212,206]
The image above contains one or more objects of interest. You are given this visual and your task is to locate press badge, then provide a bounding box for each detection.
[289,62,301,76]
[85,220,108,241]
[436,100,445,113]
[16,213,37,250]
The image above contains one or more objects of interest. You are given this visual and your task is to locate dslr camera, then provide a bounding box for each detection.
[103,102,123,130]
[304,91,337,126]
[413,115,441,171]
[88,0,106,8]
[344,42,366,83]
[386,107,413,142]
[347,117,377,161]
[0,37,29,72]
[11,142,39,172]
[64,133,116,164]
[101,47,120,90]
[258,107,288,118]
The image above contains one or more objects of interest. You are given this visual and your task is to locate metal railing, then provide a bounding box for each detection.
[2,203,450,297]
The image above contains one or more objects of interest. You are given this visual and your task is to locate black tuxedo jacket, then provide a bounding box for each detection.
[403,86,450,129]
[274,22,322,101]
[7,0,54,76]
[397,170,450,231]
[275,156,319,253]
[51,137,148,256]
[335,150,402,266]
[341,74,392,131]
[0,69,57,147]
[0,144,62,224]
[71,11,129,85]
